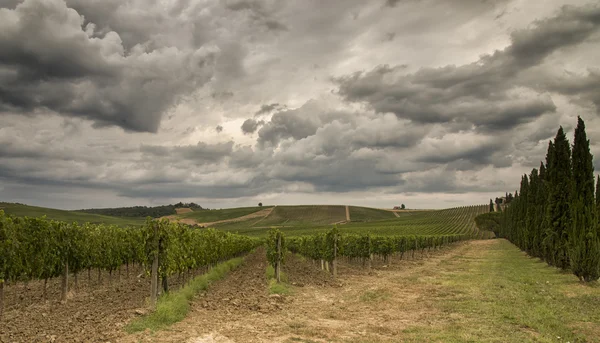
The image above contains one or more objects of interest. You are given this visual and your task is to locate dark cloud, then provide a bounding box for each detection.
[215,125,224,133]
[0,0,22,9]
[256,104,324,146]
[225,0,287,32]
[507,4,600,68]
[241,118,265,134]
[0,0,218,133]
[336,3,600,130]
[255,103,286,116]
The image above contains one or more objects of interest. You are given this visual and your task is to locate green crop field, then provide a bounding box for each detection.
[215,204,488,238]
[175,206,269,222]
[348,206,397,221]
[0,202,146,226]
[257,205,347,226]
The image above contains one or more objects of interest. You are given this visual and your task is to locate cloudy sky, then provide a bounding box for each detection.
[1,0,599,210]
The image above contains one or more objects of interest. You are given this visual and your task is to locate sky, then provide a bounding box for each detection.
[0,0,599,210]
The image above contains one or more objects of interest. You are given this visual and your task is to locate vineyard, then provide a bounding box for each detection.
[1,201,597,342]
[266,227,468,280]
[0,211,258,326]
[217,204,489,238]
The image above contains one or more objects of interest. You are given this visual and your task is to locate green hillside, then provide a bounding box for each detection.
[257,205,346,227]
[216,205,488,238]
[0,202,145,226]
[348,206,397,221]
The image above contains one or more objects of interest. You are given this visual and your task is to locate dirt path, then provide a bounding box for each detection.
[163,208,275,227]
[345,205,350,221]
[392,211,400,217]
[119,241,484,343]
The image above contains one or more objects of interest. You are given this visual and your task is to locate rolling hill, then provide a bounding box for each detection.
[0,202,146,226]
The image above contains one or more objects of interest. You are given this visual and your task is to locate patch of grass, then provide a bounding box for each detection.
[401,240,600,342]
[125,257,244,333]
[360,288,391,302]
[266,265,291,294]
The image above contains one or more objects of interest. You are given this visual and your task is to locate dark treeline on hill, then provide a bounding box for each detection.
[493,117,600,282]
[76,202,203,218]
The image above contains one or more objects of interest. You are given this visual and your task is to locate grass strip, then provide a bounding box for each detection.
[265,265,292,295]
[125,257,244,332]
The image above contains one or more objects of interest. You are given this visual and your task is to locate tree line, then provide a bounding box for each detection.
[496,117,600,282]
[75,202,203,218]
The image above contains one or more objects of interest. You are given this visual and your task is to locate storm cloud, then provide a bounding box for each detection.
[0,0,218,132]
[1,0,600,210]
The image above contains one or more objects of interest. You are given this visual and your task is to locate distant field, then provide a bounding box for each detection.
[215,204,488,238]
[257,205,346,227]
[175,206,269,223]
[348,206,397,221]
[0,202,146,226]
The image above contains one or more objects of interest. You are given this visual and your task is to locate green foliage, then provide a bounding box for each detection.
[475,212,501,233]
[266,228,286,268]
[76,202,203,218]
[0,211,258,286]
[499,117,599,282]
[569,117,599,282]
[287,227,466,261]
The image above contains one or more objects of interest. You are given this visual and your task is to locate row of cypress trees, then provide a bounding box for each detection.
[497,117,600,282]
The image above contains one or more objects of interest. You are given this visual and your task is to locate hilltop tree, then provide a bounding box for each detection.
[569,117,599,282]
[401,204,405,209]
[490,199,494,212]
[258,202,263,207]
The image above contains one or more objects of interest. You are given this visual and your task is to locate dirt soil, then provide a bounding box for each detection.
[0,266,190,343]
[175,208,193,214]
[2,242,479,343]
[118,243,473,343]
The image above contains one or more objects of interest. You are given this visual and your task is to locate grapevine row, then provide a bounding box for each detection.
[0,211,258,317]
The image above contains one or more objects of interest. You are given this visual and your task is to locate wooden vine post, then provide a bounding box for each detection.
[0,279,4,320]
[368,235,373,270]
[150,223,159,308]
[61,261,69,302]
[332,232,337,279]
[276,232,282,283]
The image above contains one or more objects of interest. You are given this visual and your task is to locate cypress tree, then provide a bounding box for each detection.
[547,127,572,270]
[596,175,600,213]
[526,169,539,255]
[536,163,549,258]
[569,117,599,282]
[542,140,556,265]
[490,199,494,212]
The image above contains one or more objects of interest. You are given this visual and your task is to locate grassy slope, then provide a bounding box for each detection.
[402,239,600,342]
[216,205,488,238]
[176,206,268,222]
[348,206,396,221]
[0,202,145,226]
